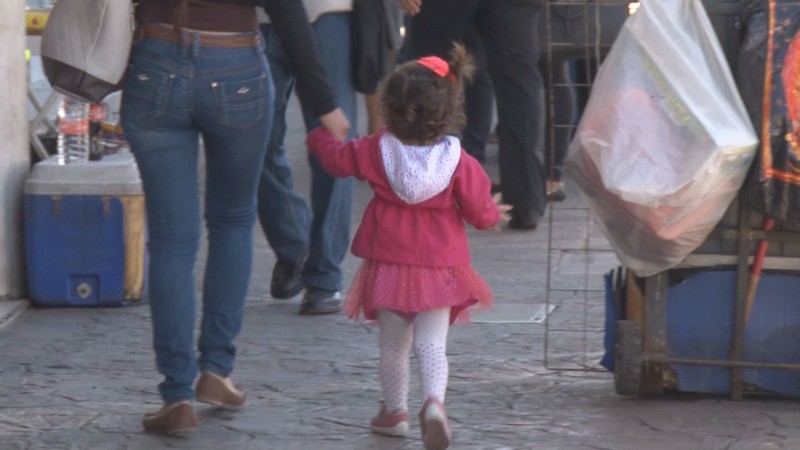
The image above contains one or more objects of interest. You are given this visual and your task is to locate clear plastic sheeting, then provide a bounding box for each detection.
[565,0,758,277]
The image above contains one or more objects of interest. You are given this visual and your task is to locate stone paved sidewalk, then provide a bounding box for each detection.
[3,96,800,450]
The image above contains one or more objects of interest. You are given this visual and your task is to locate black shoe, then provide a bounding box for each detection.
[270,256,306,300]
[298,288,342,315]
[508,208,540,230]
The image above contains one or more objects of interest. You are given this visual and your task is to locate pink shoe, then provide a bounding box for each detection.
[418,398,451,450]
[370,406,409,437]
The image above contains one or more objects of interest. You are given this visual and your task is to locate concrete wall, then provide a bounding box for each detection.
[0,0,31,299]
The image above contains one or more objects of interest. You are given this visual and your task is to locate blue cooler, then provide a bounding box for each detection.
[24,153,147,306]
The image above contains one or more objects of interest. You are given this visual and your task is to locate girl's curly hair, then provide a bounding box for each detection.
[378,43,475,145]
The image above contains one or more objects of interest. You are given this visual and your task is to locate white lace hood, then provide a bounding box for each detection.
[380,133,461,204]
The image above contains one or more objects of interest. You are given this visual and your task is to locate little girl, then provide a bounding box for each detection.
[307,44,508,450]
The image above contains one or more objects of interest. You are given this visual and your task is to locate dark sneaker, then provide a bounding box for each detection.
[195,372,246,410]
[270,256,306,299]
[371,404,409,437]
[142,400,197,435]
[298,288,342,315]
[419,397,451,450]
[508,208,540,230]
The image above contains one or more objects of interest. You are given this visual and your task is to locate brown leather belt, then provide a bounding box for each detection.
[138,24,260,48]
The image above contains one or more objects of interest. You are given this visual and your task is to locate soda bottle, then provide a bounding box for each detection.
[56,96,90,164]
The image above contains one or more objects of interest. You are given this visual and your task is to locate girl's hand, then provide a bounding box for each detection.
[320,108,350,141]
[492,193,513,232]
[399,0,421,15]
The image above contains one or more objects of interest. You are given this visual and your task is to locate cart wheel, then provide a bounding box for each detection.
[614,320,642,396]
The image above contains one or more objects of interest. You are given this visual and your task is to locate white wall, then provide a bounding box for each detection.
[0,0,32,299]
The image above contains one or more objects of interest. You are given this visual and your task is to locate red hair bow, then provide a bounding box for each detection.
[417,56,455,82]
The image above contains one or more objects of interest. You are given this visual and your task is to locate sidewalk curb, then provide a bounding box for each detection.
[0,300,28,331]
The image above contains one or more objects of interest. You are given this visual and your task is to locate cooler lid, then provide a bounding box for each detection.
[24,152,143,195]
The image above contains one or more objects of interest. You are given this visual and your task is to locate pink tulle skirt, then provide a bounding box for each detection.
[344,260,493,324]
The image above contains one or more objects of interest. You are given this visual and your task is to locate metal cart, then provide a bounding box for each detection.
[601,0,800,400]
[540,0,800,399]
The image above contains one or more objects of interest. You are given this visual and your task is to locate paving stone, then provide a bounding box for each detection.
[2,95,797,450]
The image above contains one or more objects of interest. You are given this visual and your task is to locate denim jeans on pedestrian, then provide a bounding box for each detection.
[120,33,273,404]
[258,12,356,292]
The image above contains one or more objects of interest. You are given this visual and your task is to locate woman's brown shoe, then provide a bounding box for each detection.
[195,372,246,410]
[142,400,197,435]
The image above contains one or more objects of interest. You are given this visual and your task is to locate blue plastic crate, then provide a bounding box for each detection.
[604,269,800,397]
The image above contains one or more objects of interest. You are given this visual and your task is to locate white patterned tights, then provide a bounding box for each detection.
[377,307,450,413]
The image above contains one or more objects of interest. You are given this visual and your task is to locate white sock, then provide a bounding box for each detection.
[413,307,451,403]
[377,309,412,412]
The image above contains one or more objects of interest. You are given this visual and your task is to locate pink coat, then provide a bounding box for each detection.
[307,127,500,267]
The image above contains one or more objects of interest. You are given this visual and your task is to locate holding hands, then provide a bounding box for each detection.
[398,0,422,15]
[320,108,351,141]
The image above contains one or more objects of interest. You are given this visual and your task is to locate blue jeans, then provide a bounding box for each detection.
[120,33,273,404]
[258,12,356,292]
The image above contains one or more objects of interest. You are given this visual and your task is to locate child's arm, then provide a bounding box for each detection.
[454,152,503,230]
[306,127,372,180]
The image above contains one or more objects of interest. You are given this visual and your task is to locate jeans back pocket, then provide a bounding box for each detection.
[122,63,176,127]
[212,74,268,131]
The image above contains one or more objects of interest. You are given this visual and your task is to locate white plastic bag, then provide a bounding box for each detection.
[41,0,134,103]
[565,0,758,276]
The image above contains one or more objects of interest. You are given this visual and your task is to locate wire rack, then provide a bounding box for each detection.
[541,0,634,372]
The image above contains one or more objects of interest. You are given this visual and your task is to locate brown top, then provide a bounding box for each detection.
[136,0,257,32]
[134,0,338,117]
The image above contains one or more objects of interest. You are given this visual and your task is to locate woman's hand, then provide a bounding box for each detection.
[492,193,513,232]
[399,0,422,15]
[320,108,350,141]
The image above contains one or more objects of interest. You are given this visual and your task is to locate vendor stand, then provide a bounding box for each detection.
[608,0,800,400]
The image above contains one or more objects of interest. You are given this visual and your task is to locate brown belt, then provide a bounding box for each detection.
[138,24,260,48]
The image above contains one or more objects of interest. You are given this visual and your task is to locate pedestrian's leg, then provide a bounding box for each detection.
[414,307,452,449]
[541,55,576,202]
[481,1,547,229]
[257,25,311,265]
[302,155,353,292]
[377,309,413,413]
[298,13,358,314]
[462,23,494,164]
[257,24,312,299]
[372,309,413,438]
[121,38,200,407]
[413,307,451,403]
[193,43,273,382]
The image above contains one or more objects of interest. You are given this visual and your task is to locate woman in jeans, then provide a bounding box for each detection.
[121,0,349,434]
